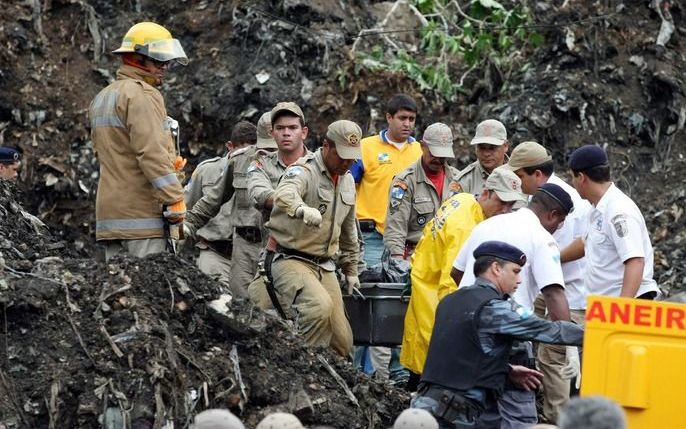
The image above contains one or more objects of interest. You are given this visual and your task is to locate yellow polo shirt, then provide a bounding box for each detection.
[355,133,422,233]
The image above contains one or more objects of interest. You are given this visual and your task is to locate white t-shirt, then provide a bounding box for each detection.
[453,207,565,311]
[548,174,592,310]
[583,183,659,298]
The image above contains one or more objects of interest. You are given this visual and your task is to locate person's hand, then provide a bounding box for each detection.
[561,346,581,388]
[182,222,195,241]
[164,200,186,224]
[508,365,543,391]
[174,155,187,171]
[345,275,360,295]
[295,205,322,227]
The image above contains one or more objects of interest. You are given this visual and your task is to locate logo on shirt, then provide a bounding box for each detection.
[247,160,262,174]
[377,152,391,164]
[318,204,328,214]
[417,215,427,226]
[284,166,304,178]
[611,214,628,238]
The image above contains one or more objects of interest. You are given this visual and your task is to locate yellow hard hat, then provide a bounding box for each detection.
[113,22,188,65]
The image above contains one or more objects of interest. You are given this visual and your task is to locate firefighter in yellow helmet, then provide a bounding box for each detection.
[89,22,189,260]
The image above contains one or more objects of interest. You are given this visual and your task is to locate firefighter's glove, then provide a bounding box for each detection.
[164,200,186,224]
[345,275,360,295]
[295,205,322,227]
[174,156,187,171]
[561,346,581,387]
[182,222,195,241]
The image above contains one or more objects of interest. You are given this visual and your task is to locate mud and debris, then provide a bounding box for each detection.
[0,0,686,427]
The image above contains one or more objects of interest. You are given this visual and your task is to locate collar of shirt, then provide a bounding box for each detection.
[594,182,618,213]
[379,129,416,145]
[473,277,504,296]
[314,149,337,182]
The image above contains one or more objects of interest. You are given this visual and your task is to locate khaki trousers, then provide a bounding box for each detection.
[196,248,232,292]
[229,234,261,298]
[104,238,167,261]
[536,297,586,423]
[271,257,353,357]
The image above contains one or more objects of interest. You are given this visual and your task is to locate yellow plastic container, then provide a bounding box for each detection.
[581,295,686,428]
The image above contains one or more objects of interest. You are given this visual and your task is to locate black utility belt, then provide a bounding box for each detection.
[358,219,376,233]
[276,245,332,265]
[235,226,262,243]
[419,385,479,421]
[206,239,233,257]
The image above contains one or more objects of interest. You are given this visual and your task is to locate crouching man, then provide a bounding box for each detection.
[412,241,584,428]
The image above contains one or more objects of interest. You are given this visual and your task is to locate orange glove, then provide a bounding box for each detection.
[174,155,187,171]
[163,200,186,224]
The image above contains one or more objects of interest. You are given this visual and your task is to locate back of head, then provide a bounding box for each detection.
[530,183,574,215]
[393,408,439,429]
[255,412,305,429]
[190,409,244,429]
[230,121,257,145]
[558,396,626,429]
[386,94,417,115]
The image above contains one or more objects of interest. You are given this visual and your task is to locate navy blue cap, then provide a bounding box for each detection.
[538,183,574,214]
[568,145,608,171]
[0,147,20,163]
[473,240,527,266]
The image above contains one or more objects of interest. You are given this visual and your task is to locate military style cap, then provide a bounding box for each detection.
[271,102,305,123]
[538,183,574,214]
[473,240,527,266]
[470,119,507,146]
[393,408,439,429]
[568,144,608,171]
[255,412,305,429]
[190,409,245,429]
[0,147,20,163]
[256,112,278,149]
[484,166,526,203]
[326,119,362,160]
[507,141,552,171]
[422,122,455,158]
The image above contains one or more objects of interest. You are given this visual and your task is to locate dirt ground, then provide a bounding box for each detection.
[1,0,686,427]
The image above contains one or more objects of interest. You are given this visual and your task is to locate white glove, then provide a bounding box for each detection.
[182,223,195,240]
[345,275,360,295]
[561,346,581,388]
[295,205,322,227]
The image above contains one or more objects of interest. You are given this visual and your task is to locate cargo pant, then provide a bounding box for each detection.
[270,257,353,357]
[104,238,167,261]
[229,234,261,298]
[536,306,586,423]
[196,248,232,292]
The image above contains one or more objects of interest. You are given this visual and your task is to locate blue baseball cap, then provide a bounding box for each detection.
[568,145,608,171]
[538,183,574,214]
[0,147,19,163]
[473,241,527,266]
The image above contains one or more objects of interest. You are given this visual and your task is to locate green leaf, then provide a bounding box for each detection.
[478,0,505,10]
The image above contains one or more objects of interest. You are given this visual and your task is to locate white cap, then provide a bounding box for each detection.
[190,409,245,429]
[470,119,507,146]
[255,412,305,429]
[393,408,439,429]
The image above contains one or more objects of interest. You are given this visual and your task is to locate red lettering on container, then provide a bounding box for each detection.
[586,301,606,323]
[609,303,630,324]
[634,305,651,327]
[666,308,685,330]
[655,306,663,328]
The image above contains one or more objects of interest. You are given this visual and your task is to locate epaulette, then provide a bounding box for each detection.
[196,156,223,168]
[229,145,252,159]
[454,161,476,180]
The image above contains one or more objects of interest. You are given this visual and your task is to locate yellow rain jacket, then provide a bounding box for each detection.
[399,192,485,374]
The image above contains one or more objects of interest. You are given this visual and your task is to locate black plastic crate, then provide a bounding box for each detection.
[343,282,409,346]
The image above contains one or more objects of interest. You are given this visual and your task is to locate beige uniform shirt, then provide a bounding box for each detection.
[185,145,259,242]
[184,155,228,209]
[452,160,490,196]
[383,161,460,256]
[266,150,359,276]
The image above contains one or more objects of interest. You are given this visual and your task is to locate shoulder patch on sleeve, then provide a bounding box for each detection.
[247,160,262,174]
[390,181,407,200]
[284,165,305,178]
[449,181,463,194]
[611,214,629,237]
